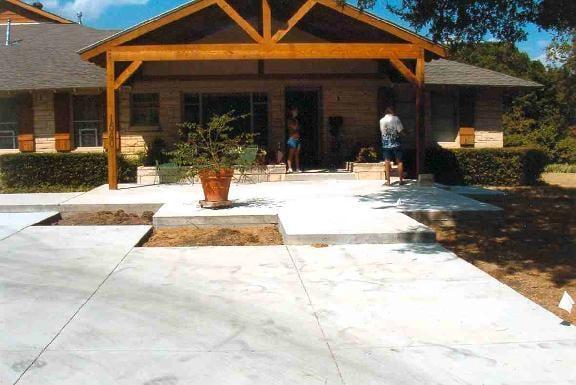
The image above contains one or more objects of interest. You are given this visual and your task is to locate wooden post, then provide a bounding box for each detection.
[415,54,425,176]
[262,0,272,43]
[106,51,119,190]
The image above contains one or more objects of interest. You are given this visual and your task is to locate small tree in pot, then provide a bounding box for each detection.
[172,112,255,205]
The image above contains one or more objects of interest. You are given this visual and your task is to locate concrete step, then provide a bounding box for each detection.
[284,172,356,182]
[278,208,436,245]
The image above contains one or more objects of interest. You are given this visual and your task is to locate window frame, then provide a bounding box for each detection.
[72,94,104,148]
[181,92,269,146]
[0,97,18,150]
[130,93,160,127]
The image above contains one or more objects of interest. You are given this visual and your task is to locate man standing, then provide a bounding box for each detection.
[380,107,404,186]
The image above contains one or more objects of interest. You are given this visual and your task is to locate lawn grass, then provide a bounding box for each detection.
[423,186,576,324]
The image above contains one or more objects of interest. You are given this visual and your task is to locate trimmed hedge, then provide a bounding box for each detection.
[424,147,547,186]
[0,153,139,190]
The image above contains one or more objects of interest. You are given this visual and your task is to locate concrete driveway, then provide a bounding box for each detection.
[1,225,575,384]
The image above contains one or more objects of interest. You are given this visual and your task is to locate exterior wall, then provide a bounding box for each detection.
[118,77,391,164]
[474,88,504,148]
[32,91,56,152]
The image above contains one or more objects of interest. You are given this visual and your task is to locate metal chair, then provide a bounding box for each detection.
[235,145,260,184]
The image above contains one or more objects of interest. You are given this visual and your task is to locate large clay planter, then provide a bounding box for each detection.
[199,169,234,202]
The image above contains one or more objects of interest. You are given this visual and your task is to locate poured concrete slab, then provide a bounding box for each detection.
[437,184,507,198]
[0,225,151,384]
[16,247,340,384]
[153,201,279,227]
[0,211,59,240]
[0,192,83,213]
[279,207,435,245]
[13,243,576,385]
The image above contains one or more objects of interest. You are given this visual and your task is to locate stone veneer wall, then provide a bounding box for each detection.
[474,88,504,148]
[32,91,56,152]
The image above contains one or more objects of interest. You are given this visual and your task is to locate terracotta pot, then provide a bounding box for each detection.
[199,169,234,202]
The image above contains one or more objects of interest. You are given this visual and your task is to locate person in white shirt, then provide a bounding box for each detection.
[380,107,405,186]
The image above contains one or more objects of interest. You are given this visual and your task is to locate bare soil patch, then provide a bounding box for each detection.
[53,210,154,226]
[420,186,576,324]
[144,225,283,247]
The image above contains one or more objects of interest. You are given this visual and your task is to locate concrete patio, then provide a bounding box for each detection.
[1,181,573,384]
[1,227,574,384]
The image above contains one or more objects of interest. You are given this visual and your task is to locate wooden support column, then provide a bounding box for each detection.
[106,51,118,190]
[262,0,271,42]
[415,54,426,176]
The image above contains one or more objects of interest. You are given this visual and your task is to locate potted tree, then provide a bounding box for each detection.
[171,112,255,208]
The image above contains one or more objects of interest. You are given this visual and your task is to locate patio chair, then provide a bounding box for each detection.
[235,145,259,184]
[155,161,191,184]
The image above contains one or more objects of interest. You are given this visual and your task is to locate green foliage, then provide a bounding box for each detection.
[554,137,576,164]
[0,153,139,190]
[171,112,255,176]
[355,147,379,163]
[426,147,547,186]
[141,137,169,166]
[343,0,576,44]
[544,163,576,173]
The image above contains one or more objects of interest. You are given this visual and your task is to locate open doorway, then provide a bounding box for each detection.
[285,88,321,168]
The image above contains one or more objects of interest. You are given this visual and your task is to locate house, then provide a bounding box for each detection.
[1,0,540,188]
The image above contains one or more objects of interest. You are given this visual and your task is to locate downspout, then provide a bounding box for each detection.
[5,19,11,46]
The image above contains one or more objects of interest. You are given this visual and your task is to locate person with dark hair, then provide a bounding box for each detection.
[286,118,302,173]
[380,106,405,186]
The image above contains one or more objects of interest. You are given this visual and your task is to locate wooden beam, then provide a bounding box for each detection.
[262,0,272,42]
[80,0,218,61]
[216,0,263,43]
[111,43,422,61]
[389,56,417,85]
[272,0,316,43]
[106,52,118,190]
[114,61,143,90]
[415,54,426,176]
[315,0,446,57]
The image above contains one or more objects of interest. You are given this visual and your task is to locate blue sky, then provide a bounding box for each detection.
[38,0,553,62]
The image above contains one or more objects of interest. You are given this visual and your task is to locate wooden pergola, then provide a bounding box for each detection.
[80,0,446,190]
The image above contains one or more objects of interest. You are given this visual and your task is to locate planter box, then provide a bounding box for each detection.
[352,162,386,180]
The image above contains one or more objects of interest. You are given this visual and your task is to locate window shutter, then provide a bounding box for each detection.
[17,94,35,152]
[54,92,72,151]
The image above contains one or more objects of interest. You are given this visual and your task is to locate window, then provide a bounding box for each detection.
[131,93,160,126]
[431,91,458,142]
[459,90,476,128]
[182,93,269,147]
[73,95,103,147]
[0,97,18,149]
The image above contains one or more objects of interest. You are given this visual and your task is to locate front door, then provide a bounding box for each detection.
[285,88,321,168]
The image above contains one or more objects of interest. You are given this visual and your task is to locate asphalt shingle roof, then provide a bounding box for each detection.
[0,23,540,91]
[427,59,542,88]
[0,23,116,92]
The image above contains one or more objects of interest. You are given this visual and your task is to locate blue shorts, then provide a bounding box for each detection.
[287,137,301,149]
[382,147,402,162]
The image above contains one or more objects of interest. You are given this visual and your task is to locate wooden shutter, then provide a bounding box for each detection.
[17,94,35,152]
[54,92,72,151]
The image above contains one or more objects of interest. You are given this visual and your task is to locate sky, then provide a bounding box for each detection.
[36,0,553,62]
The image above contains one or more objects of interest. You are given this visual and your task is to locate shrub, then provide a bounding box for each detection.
[0,152,139,190]
[425,147,547,186]
[554,137,576,164]
[141,137,169,167]
[544,163,576,173]
[355,147,379,163]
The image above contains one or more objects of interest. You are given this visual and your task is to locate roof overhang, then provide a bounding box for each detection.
[78,0,447,62]
[3,0,74,24]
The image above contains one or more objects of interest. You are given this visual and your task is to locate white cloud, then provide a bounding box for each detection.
[36,0,149,21]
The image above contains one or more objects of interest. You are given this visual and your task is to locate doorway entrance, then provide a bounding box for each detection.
[285,88,321,168]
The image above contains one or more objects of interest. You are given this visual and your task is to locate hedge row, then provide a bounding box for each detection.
[424,147,547,186]
[0,153,139,190]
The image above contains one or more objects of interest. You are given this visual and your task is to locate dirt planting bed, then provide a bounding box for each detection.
[52,210,154,226]
[144,225,284,247]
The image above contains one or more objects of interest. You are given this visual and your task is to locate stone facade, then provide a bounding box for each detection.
[0,80,506,158]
